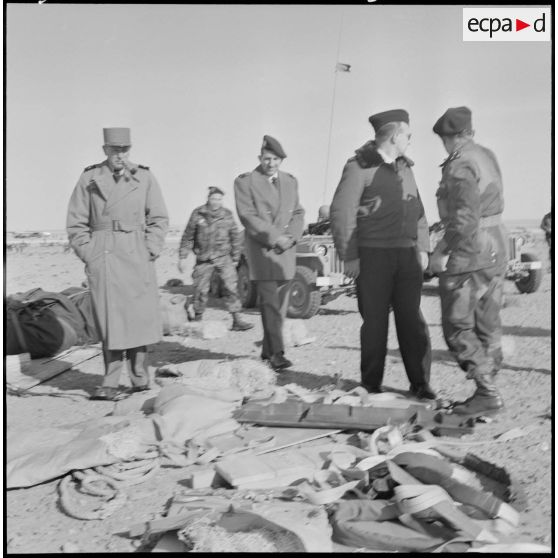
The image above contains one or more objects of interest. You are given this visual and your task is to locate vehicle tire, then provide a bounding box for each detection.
[287,266,321,319]
[515,252,543,294]
[237,259,258,308]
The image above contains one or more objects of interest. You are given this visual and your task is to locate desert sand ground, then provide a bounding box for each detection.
[5,233,553,553]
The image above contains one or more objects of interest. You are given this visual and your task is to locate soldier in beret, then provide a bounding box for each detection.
[234,135,305,371]
[177,187,253,331]
[330,110,435,400]
[67,128,169,400]
[431,106,508,417]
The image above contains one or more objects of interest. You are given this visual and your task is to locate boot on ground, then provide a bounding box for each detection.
[452,367,504,416]
[231,313,254,331]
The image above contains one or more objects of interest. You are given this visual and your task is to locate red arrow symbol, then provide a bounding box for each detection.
[516,19,530,31]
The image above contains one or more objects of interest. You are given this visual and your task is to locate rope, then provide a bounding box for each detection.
[58,454,160,520]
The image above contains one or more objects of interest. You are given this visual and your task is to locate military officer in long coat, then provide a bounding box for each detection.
[234,135,305,370]
[67,128,169,400]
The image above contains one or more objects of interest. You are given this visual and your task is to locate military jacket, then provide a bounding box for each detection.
[179,205,242,262]
[436,140,507,274]
[330,141,430,261]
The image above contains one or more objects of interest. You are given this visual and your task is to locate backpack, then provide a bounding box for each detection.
[6,288,99,358]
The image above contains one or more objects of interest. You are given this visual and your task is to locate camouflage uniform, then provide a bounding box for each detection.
[179,204,242,316]
[435,139,508,402]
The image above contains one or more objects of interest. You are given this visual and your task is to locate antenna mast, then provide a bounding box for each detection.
[322,14,345,204]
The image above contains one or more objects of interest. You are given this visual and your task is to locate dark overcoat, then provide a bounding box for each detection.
[234,166,305,280]
[66,160,169,350]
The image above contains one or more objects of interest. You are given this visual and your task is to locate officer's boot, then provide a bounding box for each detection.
[451,366,504,417]
[231,312,254,331]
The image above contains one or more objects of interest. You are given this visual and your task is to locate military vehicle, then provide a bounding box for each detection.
[213,223,543,319]
[425,223,543,293]
[232,234,354,319]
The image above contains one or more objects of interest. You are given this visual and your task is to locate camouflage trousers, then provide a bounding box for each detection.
[192,255,241,315]
[439,268,505,376]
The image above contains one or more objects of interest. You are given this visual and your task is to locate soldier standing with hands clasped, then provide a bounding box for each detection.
[234,135,305,371]
[67,127,169,401]
[178,187,253,331]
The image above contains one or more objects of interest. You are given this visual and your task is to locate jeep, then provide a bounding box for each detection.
[425,223,543,293]
[211,232,354,319]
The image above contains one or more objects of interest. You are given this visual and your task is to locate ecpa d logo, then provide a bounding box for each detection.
[463,8,550,42]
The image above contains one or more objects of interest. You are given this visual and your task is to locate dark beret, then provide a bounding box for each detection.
[261,135,287,159]
[208,186,224,196]
[433,106,472,136]
[368,109,409,133]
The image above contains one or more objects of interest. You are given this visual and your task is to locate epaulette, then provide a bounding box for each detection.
[286,172,296,179]
[84,164,99,172]
[138,164,150,170]
[237,172,250,178]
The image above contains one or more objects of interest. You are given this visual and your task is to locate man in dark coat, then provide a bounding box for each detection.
[67,127,169,400]
[234,135,305,370]
[330,109,434,400]
[431,106,508,417]
[178,187,253,331]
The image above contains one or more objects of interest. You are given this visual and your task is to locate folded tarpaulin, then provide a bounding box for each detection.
[6,416,157,488]
[7,384,243,488]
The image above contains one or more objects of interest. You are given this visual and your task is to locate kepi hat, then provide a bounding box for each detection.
[208,186,225,196]
[103,127,131,147]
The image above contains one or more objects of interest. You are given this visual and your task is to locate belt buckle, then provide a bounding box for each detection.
[112,219,121,232]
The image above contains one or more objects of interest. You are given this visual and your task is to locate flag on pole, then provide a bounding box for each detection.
[335,62,351,72]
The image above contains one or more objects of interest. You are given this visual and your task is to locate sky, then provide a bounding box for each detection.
[5,3,552,232]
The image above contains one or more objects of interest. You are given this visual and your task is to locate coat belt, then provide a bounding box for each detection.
[479,214,502,228]
[91,220,146,232]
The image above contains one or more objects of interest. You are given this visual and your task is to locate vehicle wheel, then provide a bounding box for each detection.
[515,252,543,294]
[237,259,258,308]
[287,266,321,319]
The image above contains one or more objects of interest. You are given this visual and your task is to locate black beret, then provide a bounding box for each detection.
[208,186,224,196]
[261,135,287,159]
[433,106,472,136]
[368,109,409,133]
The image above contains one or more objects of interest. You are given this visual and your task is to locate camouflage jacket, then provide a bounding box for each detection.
[436,139,507,274]
[179,204,242,262]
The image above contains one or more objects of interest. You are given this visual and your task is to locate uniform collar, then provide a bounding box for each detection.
[376,147,396,164]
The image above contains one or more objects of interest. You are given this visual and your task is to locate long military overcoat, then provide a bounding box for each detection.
[234,166,305,280]
[67,160,169,350]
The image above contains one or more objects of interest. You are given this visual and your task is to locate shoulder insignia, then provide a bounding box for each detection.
[237,172,250,178]
[84,164,99,172]
[286,172,296,179]
[138,164,150,170]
